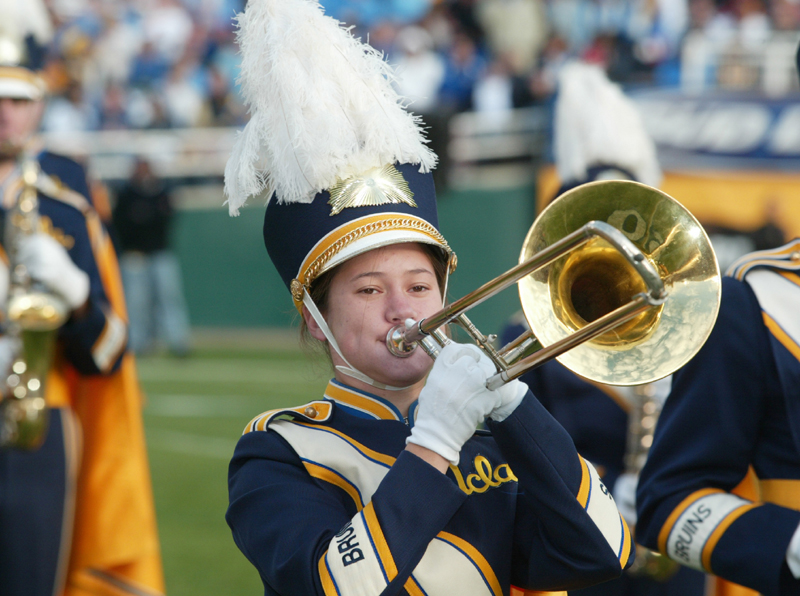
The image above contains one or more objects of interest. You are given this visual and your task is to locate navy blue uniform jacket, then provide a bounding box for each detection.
[227,379,635,596]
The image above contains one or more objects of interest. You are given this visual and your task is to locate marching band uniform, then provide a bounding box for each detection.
[0,149,165,596]
[223,3,634,595]
[229,377,633,596]
[226,160,634,596]
[0,12,164,595]
[501,323,707,596]
[636,240,800,596]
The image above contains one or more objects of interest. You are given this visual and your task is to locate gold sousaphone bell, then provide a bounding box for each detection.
[387,180,721,387]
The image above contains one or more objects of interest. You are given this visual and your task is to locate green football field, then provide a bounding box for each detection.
[138,330,330,596]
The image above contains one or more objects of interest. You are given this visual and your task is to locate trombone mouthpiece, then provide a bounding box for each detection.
[386,324,417,358]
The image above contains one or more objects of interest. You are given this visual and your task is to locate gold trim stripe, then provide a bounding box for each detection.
[0,66,41,85]
[243,401,333,434]
[729,240,800,279]
[762,312,800,363]
[700,503,759,572]
[404,576,427,596]
[759,479,800,510]
[657,488,723,555]
[780,270,800,287]
[303,461,364,510]
[619,515,633,569]
[292,213,453,304]
[324,382,400,421]
[437,531,503,596]
[511,588,566,596]
[293,421,397,468]
[318,552,338,596]
[363,502,398,581]
[577,456,591,508]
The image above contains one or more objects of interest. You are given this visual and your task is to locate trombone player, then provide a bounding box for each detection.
[0,5,164,596]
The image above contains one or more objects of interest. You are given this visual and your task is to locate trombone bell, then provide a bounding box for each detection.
[519,180,721,385]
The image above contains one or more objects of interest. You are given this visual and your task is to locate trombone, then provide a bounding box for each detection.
[386,180,721,388]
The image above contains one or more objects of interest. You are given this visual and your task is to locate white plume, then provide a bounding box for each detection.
[0,0,53,45]
[554,61,662,188]
[224,0,438,215]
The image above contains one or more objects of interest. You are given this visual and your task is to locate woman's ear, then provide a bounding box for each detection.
[302,305,328,342]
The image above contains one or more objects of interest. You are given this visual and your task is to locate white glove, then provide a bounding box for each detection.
[787,520,800,579]
[407,343,503,465]
[17,233,90,310]
[613,472,639,526]
[488,376,528,422]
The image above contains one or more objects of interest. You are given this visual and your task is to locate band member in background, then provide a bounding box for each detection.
[634,44,800,596]
[0,4,164,595]
[501,61,706,596]
[224,2,634,595]
[635,240,800,596]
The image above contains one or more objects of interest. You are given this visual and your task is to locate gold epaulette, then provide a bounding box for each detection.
[727,238,800,280]
[242,400,333,435]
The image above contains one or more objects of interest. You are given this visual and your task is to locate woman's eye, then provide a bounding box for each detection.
[410,285,429,293]
[359,287,378,295]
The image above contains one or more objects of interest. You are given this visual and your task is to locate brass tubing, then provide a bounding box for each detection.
[497,328,535,358]
[456,313,507,371]
[401,221,662,346]
[486,293,655,390]
[402,225,594,345]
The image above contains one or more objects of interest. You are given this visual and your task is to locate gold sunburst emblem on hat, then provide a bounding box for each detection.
[327,164,417,216]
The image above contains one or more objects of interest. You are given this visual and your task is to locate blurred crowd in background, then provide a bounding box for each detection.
[39,0,800,136]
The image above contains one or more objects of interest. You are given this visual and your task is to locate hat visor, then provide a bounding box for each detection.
[324,229,447,274]
[0,71,45,100]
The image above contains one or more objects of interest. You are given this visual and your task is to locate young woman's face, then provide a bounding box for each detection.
[0,97,42,156]
[319,243,444,388]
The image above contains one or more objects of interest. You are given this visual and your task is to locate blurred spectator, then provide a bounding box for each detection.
[321,0,432,27]
[446,0,484,43]
[475,0,548,76]
[163,55,209,127]
[439,32,486,112]
[41,80,99,132]
[144,0,194,62]
[529,34,570,100]
[472,56,514,119]
[737,0,772,49]
[393,25,445,114]
[99,82,129,129]
[688,0,737,40]
[772,0,800,30]
[129,41,170,90]
[392,24,450,190]
[112,158,191,356]
[706,202,787,272]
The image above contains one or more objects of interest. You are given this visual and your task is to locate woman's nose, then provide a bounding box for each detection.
[386,291,415,323]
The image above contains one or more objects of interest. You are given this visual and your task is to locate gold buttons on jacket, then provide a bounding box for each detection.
[304,406,318,418]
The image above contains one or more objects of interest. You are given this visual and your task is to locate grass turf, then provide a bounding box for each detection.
[138,335,329,595]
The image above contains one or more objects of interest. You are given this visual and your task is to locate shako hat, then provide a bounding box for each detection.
[0,0,53,101]
[224,0,456,313]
